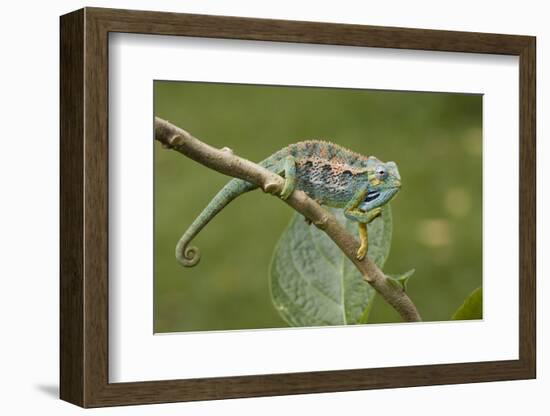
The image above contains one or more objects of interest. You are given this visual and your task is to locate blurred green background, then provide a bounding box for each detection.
[154,81,482,333]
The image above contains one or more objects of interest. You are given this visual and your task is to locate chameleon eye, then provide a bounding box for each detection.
[375,166,387,180]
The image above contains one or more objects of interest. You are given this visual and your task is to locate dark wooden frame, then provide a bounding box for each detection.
[60,7,536,408]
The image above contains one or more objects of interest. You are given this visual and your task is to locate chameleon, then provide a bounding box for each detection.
[176,140,401,267]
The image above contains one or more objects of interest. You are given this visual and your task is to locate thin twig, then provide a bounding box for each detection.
[154,117,421,322]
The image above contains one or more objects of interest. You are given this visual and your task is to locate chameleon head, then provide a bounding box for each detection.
[359,160,401,212]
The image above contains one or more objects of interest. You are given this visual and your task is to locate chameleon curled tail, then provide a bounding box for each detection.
[176,178,257,267]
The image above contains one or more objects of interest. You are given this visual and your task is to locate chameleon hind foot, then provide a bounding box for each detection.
[356,223,368,260]
[263,181,280,195]
[279,156,297,200]
[280,179,294,200]
[264,178,294,200]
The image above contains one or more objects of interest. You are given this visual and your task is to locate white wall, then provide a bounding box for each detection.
[0,0,545,414]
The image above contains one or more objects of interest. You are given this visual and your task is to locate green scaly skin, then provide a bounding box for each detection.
[176,140,401,267]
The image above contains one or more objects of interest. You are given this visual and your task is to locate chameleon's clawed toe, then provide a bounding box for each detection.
[356,246,367,261]
[280,182,294,200]
[263,182,280,195]
[371,207,382,221]
[280,189,292,200]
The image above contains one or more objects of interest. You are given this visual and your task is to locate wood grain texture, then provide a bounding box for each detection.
[518,38,536,376]
[88,7,532,55]
[59,9,84,406]
[59,7,537,408]
[83,9,110,406]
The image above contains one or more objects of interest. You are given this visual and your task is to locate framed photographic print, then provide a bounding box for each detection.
[60,7,536,408]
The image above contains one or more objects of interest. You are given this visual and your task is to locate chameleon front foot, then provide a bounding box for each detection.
[356,245,368,261]
[356,223,368,260]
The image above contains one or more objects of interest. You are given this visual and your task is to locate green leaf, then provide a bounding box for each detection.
[269,206,392,326]
[452,287,483,320]
[387,269,415,292]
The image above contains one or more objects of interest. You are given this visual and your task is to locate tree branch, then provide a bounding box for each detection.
[154,117,421,322]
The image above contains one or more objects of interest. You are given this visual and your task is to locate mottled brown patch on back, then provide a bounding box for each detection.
[329,162,367,175]
[329,156,345,165]
[289,140,371,167]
